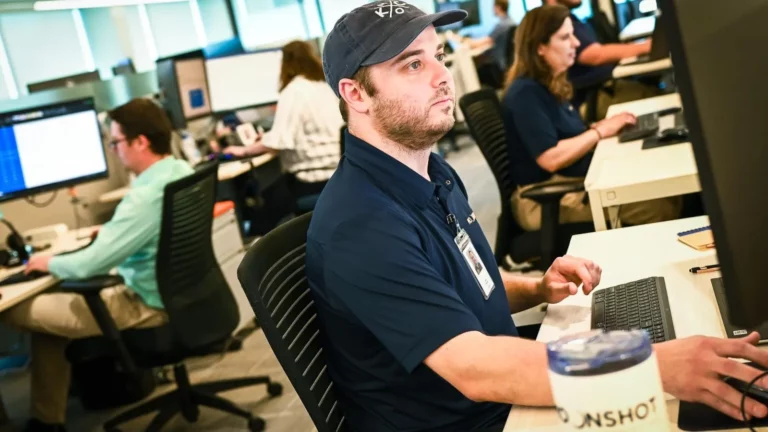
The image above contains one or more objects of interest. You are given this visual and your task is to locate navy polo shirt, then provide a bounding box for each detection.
[306,131,517,432]
[568,14,615,107]
[501,77,592,186]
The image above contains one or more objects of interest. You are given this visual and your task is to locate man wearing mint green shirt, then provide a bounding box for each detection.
[2,98,193,432]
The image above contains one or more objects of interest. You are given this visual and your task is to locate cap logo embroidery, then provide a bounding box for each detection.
[374,1,410,18]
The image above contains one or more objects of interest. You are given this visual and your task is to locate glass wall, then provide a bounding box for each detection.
[0,11,92,96]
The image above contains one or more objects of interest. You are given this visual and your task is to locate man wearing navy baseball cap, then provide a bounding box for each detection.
[305,3,768,430]
[306,2,603,430]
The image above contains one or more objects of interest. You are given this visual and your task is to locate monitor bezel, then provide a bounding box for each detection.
[0,96,109,204]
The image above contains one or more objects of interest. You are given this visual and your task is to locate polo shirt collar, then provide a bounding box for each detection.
[132,156,175,187]
[343,130,455,209]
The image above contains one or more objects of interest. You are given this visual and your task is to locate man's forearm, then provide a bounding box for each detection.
[579,42,649,66]
[503,273,545,313]
[426,331,554,406]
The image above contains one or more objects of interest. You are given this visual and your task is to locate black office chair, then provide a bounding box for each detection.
[63,161,283,432]
[458,89,593,271]
[237,213,346,432]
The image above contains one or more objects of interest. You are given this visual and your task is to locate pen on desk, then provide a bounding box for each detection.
[689,264,720,274]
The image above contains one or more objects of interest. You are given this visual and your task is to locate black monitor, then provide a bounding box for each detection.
[27,70,101,93]
[0,98,108,203]
[435,0,481,30]
[659,0,768,327]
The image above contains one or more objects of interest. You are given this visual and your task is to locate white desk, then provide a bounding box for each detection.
[620,16,656,41]
[0,228,94,313]
[585,93,700,231]
[613,57,673,79]
[98,153,278,204]
[504,216,740,431]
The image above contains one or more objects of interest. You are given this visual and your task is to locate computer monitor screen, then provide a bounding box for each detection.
[0,98,108,203]
[659,0,768,327]
[205,49,282,113]
[27,71,101,93]
[435,0,481,30]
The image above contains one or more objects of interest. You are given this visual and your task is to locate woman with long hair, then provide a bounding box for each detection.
[226,40,343,202]
[501,5,680,231]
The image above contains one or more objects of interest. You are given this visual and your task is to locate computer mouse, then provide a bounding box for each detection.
[659,127,689,142]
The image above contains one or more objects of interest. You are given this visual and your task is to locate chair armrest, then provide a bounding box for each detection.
[521,181,585,204]
[58,274,124,295]
[60,275,138,374]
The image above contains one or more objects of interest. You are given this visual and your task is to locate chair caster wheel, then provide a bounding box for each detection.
[267,382,283,397]
[248,417,266,432]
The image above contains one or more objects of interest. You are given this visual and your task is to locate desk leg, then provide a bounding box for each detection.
[588,190,608,231]
[607,207,621,229]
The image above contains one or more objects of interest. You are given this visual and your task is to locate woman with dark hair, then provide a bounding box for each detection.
[501,5,680,231]
[226,40,343,201]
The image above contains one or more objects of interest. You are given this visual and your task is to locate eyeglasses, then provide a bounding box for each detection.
[109,137,128,149]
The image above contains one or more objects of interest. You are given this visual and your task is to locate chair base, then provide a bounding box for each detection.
[103,364,283,432]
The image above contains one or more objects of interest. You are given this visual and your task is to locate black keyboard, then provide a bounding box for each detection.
[618,107,684,143]
[0,270,48,287]
[618,113,660,142]
[591,277,676,343]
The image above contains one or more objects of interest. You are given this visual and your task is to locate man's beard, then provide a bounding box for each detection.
[371,87,455,152]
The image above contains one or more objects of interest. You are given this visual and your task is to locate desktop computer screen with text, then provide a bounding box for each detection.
[0,98,108,203]
[205,50,283,113]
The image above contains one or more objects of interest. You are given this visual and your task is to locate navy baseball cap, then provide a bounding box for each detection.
[322,1,467,97]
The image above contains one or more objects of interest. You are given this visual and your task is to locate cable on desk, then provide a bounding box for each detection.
[741,369,768,431]
[24,190,57,208]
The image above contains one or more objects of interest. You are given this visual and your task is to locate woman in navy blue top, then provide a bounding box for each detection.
[500,5,681,230]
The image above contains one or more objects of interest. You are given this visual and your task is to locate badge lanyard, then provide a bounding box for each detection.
[436,193,496,299]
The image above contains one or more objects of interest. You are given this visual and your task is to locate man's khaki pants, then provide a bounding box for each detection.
[511,175,683,232]
[1,285,166,424]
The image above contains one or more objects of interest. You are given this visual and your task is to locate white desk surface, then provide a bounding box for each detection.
[504,216,741,431]
[98,153,278,204]
[613,57,673,79]
[0,228,95,313]
[584,93,701,230]
[619,15,656,41]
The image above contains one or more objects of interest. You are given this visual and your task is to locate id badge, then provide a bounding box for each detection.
[455,229,495,299]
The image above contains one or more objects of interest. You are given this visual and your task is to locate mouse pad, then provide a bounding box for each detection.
[642,136,688,150]
[678,400,768,431]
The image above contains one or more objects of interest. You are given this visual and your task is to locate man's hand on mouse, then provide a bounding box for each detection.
[655,332,768,421]
[24,254,51,274]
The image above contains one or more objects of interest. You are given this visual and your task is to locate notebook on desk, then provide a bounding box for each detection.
[677,226,714,250]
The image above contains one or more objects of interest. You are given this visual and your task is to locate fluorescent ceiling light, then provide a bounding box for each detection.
[33,0,187,11]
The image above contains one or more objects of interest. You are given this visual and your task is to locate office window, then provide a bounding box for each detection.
[239,0,307,49]
[316,0,370,32]
[146,1,202,57]
[302,0,324,38]
[509,0,526,24]
[198,0,236,43]
[0,11,92,95]
[81,7,129,78]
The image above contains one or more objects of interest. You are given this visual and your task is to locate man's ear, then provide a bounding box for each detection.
[135,134,152,152]
[339,78,371,117]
